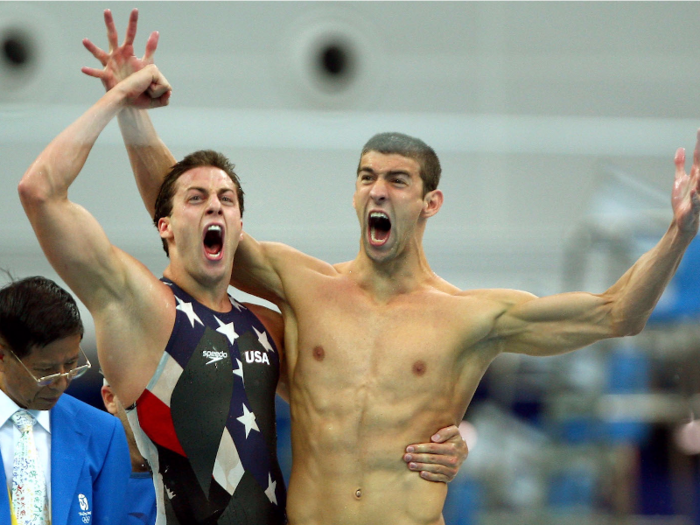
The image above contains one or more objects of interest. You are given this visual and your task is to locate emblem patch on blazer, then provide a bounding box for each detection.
[78,493,92,523]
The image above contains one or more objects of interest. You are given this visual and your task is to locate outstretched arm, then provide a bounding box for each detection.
[494,131,700,356]
[83,8,175,217]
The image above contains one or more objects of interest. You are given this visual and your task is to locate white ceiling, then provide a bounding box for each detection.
[1,1,698,346]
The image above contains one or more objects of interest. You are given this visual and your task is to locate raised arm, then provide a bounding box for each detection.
[82,10,299,302]
[83,8,175,217]
[19,66,172,403]
[493,132,700,356]
[20,65,170,299]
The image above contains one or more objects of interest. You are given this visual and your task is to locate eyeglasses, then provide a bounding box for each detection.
[7,345,91,387]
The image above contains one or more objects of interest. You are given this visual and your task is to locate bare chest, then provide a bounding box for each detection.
[287,280,495,392]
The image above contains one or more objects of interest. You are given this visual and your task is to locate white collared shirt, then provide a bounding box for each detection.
[0,388,52,507]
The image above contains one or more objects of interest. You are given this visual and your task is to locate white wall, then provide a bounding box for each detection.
[1,1,698,346]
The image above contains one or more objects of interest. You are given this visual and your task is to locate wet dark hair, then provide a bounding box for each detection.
[0,276,83,359]
[153,150,244,256]
[359,132,441,195]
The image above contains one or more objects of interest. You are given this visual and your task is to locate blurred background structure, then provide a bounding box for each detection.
[1,2,699,523]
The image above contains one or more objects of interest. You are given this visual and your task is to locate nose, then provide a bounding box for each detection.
[369,179,388,202]
[206,195,224,215]
[46,373,71,392]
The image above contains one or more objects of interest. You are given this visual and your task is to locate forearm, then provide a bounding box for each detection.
[117,107,176,217]
[606,220,695,335]
[20,88,125,202]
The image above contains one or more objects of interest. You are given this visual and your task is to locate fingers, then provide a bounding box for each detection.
[146,66,172,97]
[693,129,700,183]
[675,147,686,180]
[403,451,459,468]
[82,38,108,65]
[431,424,459,443]
[405,460,457,483]
[124,8,139,48]
[80,66,106,79]
[104,9,119,51]
[156,90,171,108]
[144,31,159,62]
[147,81,171,100]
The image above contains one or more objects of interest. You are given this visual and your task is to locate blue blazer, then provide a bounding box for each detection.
[0,394,131,525]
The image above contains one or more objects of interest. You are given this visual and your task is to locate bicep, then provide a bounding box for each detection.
[231,235,294,303]
[22,197,128,309]
[495,291,615,356]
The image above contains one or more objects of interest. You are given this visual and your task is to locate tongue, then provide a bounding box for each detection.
[370,226,390,244]
[204,243,222,255]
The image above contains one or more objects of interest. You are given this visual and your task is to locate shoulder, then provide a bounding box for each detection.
[442,288,539,330]
[457,288,537,306]
[55,394,119,430]
[263,241,338,277]
[429,277,536,308]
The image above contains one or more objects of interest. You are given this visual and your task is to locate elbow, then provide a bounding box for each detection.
[624,319,648,337]
[610,316,648,338]
[18,167,51,209]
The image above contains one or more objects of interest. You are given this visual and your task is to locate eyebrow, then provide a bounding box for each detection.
[185,183,235,191]
[357,167,412,177]
[32,355,78,367]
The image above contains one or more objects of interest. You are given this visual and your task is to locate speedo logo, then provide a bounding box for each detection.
[203,350,228,365]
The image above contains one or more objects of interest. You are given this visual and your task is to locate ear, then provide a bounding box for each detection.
[100,384,119,415]
[158,217,172,240]
[421,189,443,218]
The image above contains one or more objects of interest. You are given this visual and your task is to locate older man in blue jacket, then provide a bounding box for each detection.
[0,276,130,525]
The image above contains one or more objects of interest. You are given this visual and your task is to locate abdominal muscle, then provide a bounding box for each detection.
[284,386,451,525]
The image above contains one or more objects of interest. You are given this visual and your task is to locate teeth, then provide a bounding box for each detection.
[370,212,388,219]
[207,225,222,232]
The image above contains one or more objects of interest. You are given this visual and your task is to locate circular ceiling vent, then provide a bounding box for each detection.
[277,7,386,110]
[0,3,61,104]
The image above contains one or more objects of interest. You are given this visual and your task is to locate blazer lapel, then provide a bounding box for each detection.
[50,397,88,525]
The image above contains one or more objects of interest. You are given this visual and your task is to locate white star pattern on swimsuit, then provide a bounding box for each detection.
[237,404,259,438]
[265,473,278,505]
[229,297,245,312]
[214,316,239,345]
[253,326,274,353]
[232,358,244,385]
[175,297,203,328]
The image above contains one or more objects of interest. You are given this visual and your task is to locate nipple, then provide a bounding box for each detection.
[354,488,362,500]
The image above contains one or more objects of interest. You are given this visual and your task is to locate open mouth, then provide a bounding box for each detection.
[368,211,391,246]
[203,224,224,259]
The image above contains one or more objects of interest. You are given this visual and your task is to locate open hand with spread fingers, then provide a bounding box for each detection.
[673,130,700,234]
[82,8,159,95]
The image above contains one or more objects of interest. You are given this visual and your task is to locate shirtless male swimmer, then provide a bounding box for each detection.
[82,8,700,525]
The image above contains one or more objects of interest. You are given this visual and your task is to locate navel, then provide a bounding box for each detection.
[312,346,325,361]
[412,360,427,376]
[354,488,362,500]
